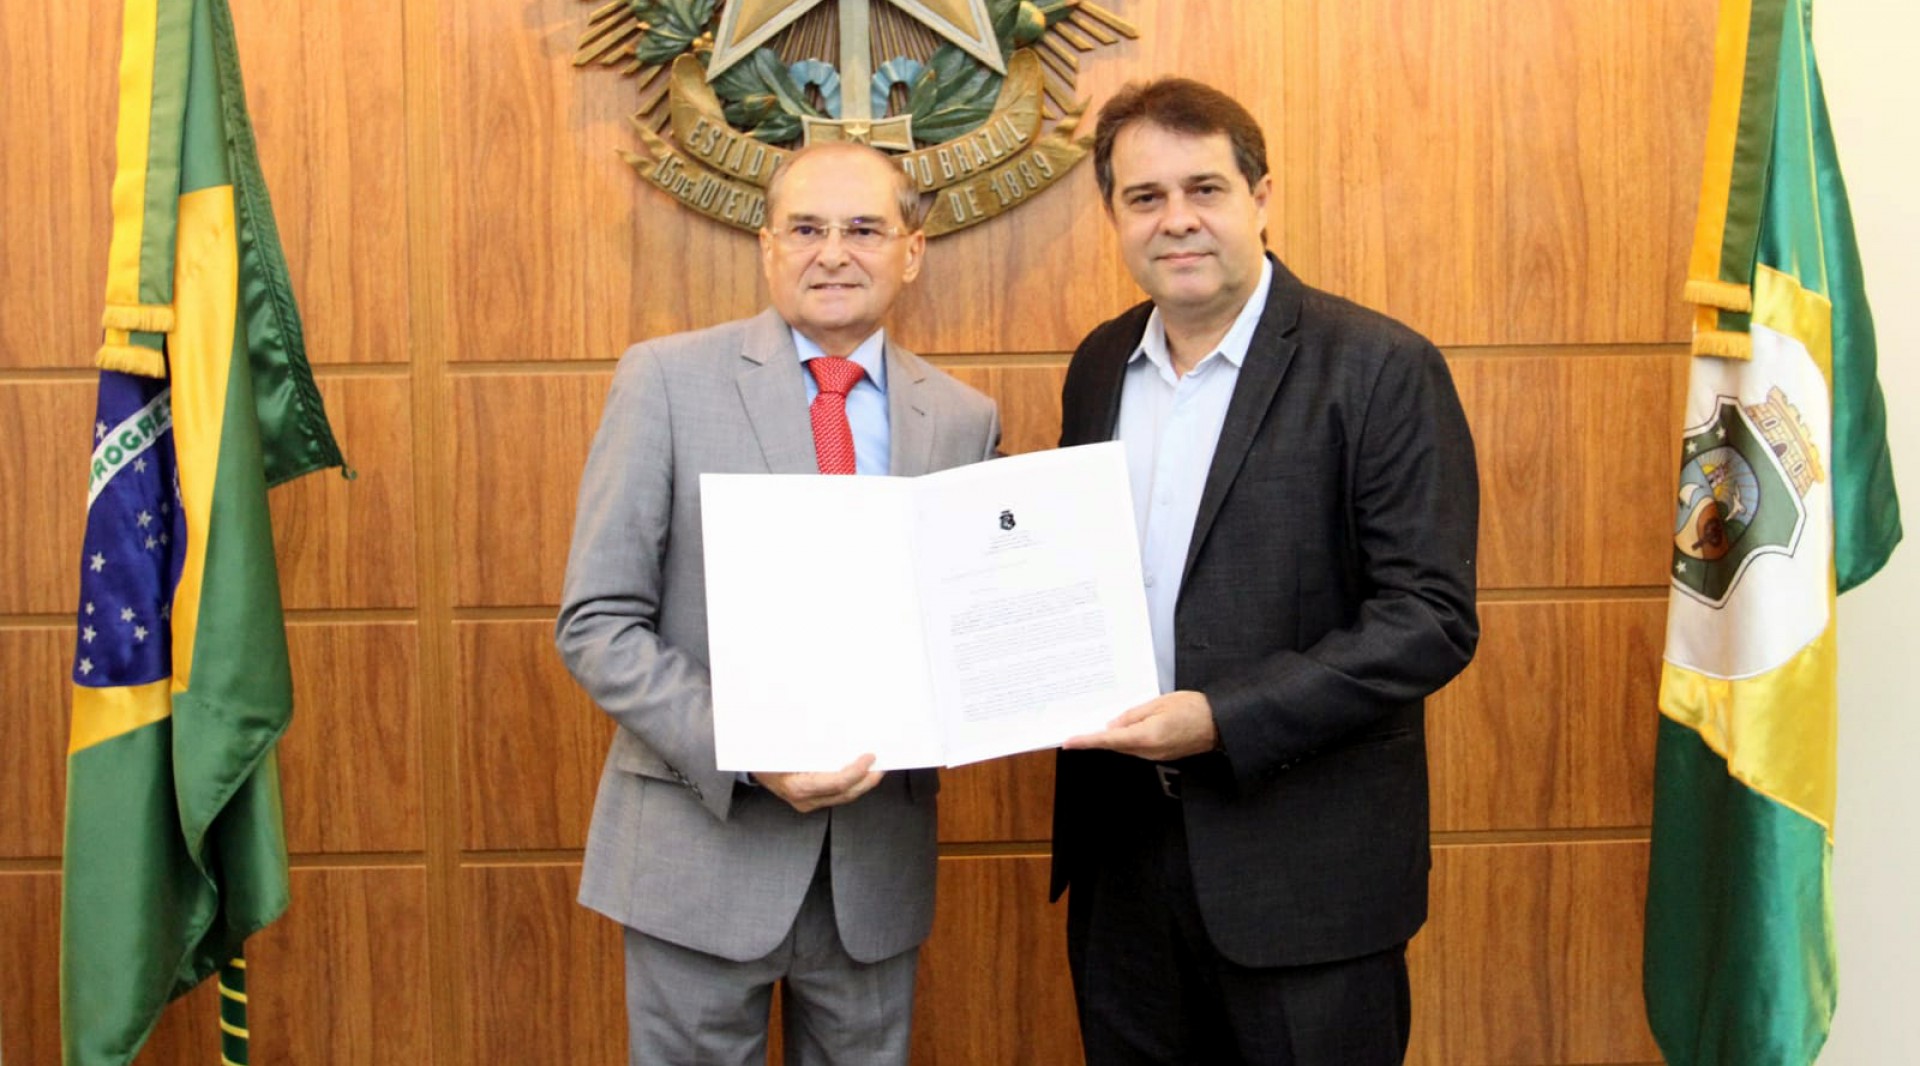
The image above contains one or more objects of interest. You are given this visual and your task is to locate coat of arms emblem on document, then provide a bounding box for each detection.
[574,0,1136,235]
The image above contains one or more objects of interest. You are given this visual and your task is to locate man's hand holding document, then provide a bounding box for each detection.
[701,441,1158,770]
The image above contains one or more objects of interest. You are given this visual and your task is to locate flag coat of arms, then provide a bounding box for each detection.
[61,0,344,1062]
[1646,0,1901,1063]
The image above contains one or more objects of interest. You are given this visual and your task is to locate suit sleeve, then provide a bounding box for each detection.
[554,347,735,821]
[1206,339,1480,783]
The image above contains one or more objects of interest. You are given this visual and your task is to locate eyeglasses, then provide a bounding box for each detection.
[766,219,905,251]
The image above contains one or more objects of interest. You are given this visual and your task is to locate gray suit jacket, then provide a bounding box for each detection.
[557,308,999,963]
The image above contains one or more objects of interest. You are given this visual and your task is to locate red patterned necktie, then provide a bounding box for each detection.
[807,356,866,475]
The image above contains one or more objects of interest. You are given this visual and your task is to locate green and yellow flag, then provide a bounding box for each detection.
[1648,0,1902,1062]
[61,0,342,1062]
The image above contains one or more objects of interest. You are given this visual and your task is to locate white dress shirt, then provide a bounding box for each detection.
[1117,259,1274,694]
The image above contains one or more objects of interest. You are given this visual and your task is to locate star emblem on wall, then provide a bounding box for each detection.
[709,0,1004,82]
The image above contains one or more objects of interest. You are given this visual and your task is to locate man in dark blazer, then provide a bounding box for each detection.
[1052,78,1480,1064]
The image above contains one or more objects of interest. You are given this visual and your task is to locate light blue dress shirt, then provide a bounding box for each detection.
[793,328,891,477]
[1117,259,1274,694]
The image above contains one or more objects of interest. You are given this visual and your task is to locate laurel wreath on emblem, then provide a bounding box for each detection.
[574,0,1136,235]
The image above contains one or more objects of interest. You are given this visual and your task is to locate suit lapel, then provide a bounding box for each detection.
[885,339,937,476]
[1074,306,1148,447]
[1180,260,1304,588]
[735,309,820,475]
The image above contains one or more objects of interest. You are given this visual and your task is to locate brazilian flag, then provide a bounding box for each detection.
[1648,0,1901,1063]
[61,0,343,1062]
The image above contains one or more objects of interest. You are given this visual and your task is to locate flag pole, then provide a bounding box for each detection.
[217,956,249,1066]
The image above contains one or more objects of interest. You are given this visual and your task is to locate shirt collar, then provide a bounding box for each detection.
[792,328,888,394]
[1129,257,1275,373]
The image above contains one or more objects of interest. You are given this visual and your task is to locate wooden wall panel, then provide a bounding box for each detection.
[0,382,93,614]
[0,872,62,1065]
[939,751,1055,844]
[0,0,408,370]
[1281,0,1716,347]
[913,856,1079,1065]
[2,868,430,1066]
[2,374,422,618]
[244,866,433,1063]
[0,375,419,618]
[282,622,425,854]
[450,372,610,606]
[0,0,118,370]
[430,0,1293,360]
[137,867,431,1064]
[271,375,418,609]
[1431,599,1664,832]
[1408,840,1660,1065]
[940,364,1068,456]
[1455,352,1688,589]
[0,628,72,858]
[136,982,220,1063]
[440,0,764,363]
[462,863,626,1066]
[233,0,410,366]
[457,620,613,850]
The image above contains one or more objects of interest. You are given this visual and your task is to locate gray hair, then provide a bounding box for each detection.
[764,141,926,231]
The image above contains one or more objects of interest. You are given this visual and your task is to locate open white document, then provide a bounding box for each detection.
[701,441,1159,771]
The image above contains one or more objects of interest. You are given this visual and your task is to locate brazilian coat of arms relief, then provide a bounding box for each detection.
[574,0,1137,235]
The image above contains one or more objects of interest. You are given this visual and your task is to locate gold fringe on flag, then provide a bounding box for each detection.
[1683,277,1755,313]
[95,332,168,378]
[101,303,177,333]
[1690,330,1756,360]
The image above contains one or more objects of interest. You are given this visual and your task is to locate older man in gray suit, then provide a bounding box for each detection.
[556,143,999,1064]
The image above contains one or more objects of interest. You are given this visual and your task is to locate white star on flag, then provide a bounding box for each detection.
[146,536,158,550]
[89,553,106,572]
[137,511,152,528]
[133,626,149,642]
[84,601,95,615]
[94,421,107,440]
[120,607,136,622]
[82,626,97,644]
[133,457,147,473]
[79,659,93,676]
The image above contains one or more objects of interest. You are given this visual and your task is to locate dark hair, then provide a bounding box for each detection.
[1092,77,1269,203]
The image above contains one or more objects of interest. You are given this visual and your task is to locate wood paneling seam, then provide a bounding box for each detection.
[398,0,462,1057]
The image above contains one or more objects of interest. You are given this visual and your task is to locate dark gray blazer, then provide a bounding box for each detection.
[558,308,999,963]
[1050,255,1480,967]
